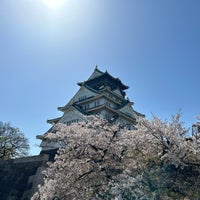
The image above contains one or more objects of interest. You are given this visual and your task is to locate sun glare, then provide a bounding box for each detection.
[43,0,65,9]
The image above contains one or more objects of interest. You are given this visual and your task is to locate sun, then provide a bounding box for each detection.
[43,0,65,9]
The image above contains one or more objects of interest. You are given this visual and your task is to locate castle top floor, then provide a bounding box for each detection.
[77,67,129,95]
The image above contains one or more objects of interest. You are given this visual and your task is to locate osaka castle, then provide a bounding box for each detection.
[38,67,144,153]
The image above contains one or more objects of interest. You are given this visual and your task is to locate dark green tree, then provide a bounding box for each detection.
[0,122,29,160]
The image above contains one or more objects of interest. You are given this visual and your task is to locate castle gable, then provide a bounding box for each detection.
[87,66,104,80]
[60,106,86,125]
[58,86,97,112]
[113,88,124,97]
[118,103,136,119]
[72,86,97,103]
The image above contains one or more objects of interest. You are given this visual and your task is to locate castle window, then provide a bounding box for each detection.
[106,102,110,107]
[66,119,79,126]
[83,104,90,110]
[94,100,100,107]
[105,113,111,120]
[79,95,87,101]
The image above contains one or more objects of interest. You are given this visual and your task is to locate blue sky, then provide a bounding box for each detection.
[0,0,199,155]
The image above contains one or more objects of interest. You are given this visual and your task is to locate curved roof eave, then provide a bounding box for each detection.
[104,70,129,90]
[47,117,62,125]
[78,68,129,90]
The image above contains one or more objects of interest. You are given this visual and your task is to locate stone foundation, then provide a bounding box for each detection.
[0,154,50,200]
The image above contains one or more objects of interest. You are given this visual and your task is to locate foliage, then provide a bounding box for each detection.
[0,121,29,160]
[32,114,200,200]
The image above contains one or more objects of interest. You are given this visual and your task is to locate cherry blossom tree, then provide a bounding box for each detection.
[131,114,200,199]
[32,115,200,200]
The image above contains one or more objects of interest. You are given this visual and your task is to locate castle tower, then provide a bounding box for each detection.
[38,67,144,153]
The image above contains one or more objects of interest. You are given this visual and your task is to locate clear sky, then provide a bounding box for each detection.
[0,0,199,155]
